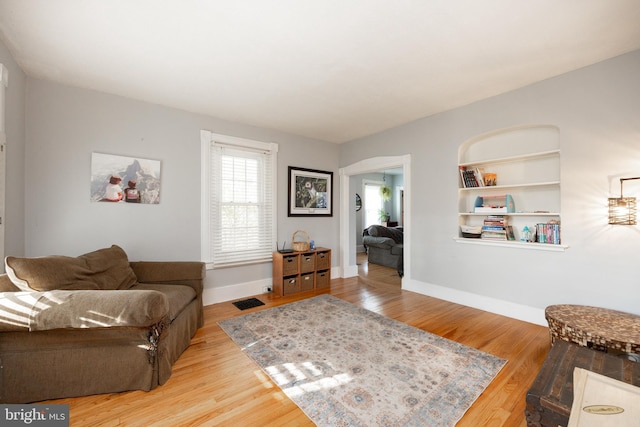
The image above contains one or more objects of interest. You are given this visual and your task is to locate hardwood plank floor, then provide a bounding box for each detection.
[45,257,550,426]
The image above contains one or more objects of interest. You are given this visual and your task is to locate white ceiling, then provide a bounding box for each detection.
[1,1,639,143]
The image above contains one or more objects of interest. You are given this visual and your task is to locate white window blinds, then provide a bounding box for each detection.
[201,131,277,268]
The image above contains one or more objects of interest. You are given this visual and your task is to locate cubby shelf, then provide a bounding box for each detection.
[272,248,331,296]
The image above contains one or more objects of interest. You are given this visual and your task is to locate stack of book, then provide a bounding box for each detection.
[459,166,485,188]
[481,216,515,241]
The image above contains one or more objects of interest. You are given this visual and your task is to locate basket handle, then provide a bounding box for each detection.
[292,229,310,244]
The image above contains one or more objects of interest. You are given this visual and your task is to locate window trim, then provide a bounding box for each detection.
[200,130,278,269]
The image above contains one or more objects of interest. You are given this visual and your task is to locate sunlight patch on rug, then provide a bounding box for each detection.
[218,294,506,426]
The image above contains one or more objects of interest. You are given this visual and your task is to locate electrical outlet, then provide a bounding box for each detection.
[262,286,272,293]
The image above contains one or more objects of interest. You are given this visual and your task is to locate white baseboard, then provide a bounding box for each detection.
[203,268,343,306]
[342,264,358,278]
[203,274,546,326]
[402,278,547,326]
[203,278,272,306]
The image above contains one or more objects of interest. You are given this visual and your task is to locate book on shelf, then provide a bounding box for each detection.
[459,167,470,188]
[473,167,485,187]
[459,166,481,188]
[464,170,477,187]
[481,225,506,231]
[458,166,466,187]
[481,230,507,240]
[535,222,561,244]
[484,215,508,226]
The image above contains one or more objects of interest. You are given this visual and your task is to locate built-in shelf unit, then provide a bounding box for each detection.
[455,124,568,251]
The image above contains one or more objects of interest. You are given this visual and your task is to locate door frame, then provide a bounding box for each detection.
[339,155,411,283]
[0,64,8,270]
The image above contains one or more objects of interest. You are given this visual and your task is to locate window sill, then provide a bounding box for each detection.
[205,258,272,270]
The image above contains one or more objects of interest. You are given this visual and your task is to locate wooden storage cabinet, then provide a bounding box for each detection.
[272,248,331,296]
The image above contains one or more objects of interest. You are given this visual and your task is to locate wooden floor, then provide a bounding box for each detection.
[47,256,551,426]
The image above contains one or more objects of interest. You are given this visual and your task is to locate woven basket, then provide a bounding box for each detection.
[291,230,310,252]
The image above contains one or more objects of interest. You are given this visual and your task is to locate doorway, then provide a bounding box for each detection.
[339,155,411,285]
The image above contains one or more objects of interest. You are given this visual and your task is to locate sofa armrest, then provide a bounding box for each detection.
[1,289,169,332]
[130,261,205,296]
[0,291,36,332]
[130,261,205,328]
[363,236,396,249]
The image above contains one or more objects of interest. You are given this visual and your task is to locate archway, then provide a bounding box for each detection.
[339,155,411,285]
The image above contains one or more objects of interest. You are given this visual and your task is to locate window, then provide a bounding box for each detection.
[201,131,278,268]
[363,181,384,227]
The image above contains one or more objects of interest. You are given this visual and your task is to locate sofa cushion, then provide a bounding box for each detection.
[132,283,196,322]
[27,289,169,331]
[367,225,403,244]
[5,245,137,292]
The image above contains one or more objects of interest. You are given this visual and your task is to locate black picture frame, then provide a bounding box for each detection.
[288,166,333,217]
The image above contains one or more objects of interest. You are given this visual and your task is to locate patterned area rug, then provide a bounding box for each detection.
[218,295,506,426]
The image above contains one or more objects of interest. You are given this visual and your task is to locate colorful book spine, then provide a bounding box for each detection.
[536,223,561,244]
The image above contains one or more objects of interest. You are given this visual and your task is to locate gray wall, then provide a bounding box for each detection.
[22,79,340,296]
[340,50,640,316]
[0,38,26,258]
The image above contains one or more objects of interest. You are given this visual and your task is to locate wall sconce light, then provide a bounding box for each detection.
[608,177,640,225]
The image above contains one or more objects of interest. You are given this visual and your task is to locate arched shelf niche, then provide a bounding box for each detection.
[455,124,568,251]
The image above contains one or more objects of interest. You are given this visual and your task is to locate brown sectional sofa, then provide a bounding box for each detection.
[0,245,205,403]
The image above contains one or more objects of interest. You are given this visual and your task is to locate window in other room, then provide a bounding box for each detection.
[364,181,384,228]
[201,131,278,268]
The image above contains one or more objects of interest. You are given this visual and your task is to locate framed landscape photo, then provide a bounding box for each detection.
[288,166,333,217]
